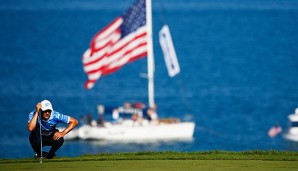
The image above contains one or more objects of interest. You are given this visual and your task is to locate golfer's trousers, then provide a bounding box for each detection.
[29,129,64,155]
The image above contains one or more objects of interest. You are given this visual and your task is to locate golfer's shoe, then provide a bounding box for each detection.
[34,153,38,159]
[47,153,56,159]
[34,151,49,159]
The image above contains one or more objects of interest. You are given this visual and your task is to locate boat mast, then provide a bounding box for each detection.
[146,0,155,108]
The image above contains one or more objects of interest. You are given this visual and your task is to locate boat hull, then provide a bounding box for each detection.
[283,127,298,142]
[76,122,195,141]
[283,133,298,142]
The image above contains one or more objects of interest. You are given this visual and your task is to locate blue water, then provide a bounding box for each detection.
[1,0,298,158]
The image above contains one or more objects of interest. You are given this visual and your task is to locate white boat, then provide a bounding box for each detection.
[63,122,195,141]
[283,109,298,142]
[62,104,195,141]
[77,121,195,141]
[67,0,195,141]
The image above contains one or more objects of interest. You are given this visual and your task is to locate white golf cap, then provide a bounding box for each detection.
[41,100,53,111]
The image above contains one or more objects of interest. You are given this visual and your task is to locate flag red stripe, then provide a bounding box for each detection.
[90,29,121,55]
[107,32,147,58]
[86,43,147,75]
[91,17,121,46]
[84,30,146,66]
[103,45,147,71]
[84,33,147,74]
[102,52,148,76]
[90,17,122,56]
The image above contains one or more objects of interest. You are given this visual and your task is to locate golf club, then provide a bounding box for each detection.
[38,110,43,163]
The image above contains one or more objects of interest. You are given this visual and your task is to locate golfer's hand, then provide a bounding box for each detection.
[53,132,65,140]
[36,103,42,113]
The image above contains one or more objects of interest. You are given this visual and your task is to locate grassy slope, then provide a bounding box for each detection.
[1,151,298,171]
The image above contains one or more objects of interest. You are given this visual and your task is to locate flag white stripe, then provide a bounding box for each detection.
[83,34,146,72]
[83,29,146,73]
[82,33,121,64]
[95,18,123,41]
[87,46,146,79]
[105,36,146,65]
[88,71,102,80]
[94,32,121,50]
[82,19,122,64]
[88,46,147,80]
[112,26,146,50]
[83,26,145,65]
[107,46,147,69]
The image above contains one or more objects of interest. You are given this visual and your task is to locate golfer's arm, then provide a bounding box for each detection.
[27,111,39,132]
[62,117,78,135]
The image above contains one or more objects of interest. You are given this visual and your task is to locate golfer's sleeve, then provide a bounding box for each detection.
[57,113,70,124]
[28,111,34,123]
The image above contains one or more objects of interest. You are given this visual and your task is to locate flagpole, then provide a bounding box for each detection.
[146,0,155,108]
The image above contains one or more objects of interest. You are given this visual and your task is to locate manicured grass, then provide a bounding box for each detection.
[1,151,298,171]
[1,160,298,171]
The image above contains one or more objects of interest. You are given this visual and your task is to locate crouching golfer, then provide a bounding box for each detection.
[27,100,78,159]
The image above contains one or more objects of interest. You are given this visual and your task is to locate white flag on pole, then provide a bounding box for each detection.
[159,25,180,77]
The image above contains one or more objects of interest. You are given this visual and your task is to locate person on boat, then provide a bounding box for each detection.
[133,102,146,110]
[85,113,93,125]
[133,102,147,117]
[96,105,105,126]
[113,102,143,121]
[146,107,159,124]
[131,113,139,122]
[97,113,104,126]
[27,100,78,159]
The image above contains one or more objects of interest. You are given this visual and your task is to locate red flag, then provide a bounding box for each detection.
[82,0,147,89]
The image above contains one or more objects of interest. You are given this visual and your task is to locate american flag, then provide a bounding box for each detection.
[82,0,147,89]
